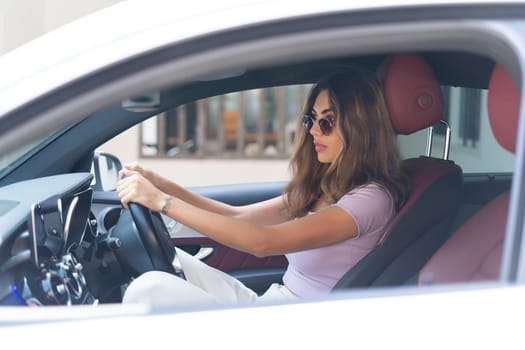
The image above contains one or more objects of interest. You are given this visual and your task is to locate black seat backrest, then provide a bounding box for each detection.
[418,63,520,285]
[334,53,463,289]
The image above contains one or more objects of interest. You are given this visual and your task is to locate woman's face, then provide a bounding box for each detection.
[309,89,343,163]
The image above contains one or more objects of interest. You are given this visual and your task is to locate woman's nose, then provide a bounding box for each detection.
[309,120,321,135]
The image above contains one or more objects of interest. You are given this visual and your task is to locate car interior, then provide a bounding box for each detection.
[418,63,519,285]
[338,56,517,289]
[0,46,518,306]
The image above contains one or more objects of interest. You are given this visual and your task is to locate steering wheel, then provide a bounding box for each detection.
[110,202,185,279]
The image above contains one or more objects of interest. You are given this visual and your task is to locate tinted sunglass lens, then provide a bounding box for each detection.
[318,119,332,135]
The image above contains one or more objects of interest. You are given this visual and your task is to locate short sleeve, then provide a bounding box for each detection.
[333,183,394,236]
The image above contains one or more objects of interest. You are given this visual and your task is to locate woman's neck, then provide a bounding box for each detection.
[311,195,330,212]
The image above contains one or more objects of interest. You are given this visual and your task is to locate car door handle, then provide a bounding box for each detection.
[194,246,215,260]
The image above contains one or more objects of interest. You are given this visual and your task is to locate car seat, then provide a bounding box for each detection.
[418,62,520,285]
[334,53,463,289]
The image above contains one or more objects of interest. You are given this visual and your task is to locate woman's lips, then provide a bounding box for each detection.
[314,142,326,152]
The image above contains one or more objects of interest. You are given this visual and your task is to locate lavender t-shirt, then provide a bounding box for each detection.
[282,183,394,297]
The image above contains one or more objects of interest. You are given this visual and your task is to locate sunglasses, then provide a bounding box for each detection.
[302,114,335,136]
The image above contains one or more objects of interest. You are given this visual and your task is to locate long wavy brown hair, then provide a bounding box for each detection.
[283,69,409,218]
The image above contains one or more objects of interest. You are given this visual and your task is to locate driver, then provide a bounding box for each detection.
[116,69,409,308]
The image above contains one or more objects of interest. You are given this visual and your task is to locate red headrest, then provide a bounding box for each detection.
[378,53,443,135]
[487,63,521,153]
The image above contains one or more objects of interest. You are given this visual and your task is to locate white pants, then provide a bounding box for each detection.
[122,247,296,309]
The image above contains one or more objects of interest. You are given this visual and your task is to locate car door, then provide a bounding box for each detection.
[175,182,288,294]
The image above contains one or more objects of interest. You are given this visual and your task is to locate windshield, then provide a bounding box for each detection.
[0,129,65,180]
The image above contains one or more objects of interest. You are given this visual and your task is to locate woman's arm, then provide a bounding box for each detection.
[121,163,287,224]
[117,172,358,257]
[164,198,358,257]
[121,162,241,216]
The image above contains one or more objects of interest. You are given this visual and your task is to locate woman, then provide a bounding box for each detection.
[117,69,408,307]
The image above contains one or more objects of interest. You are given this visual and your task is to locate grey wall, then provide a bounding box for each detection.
[0,0,123,55]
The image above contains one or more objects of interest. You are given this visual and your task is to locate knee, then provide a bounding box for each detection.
[122,271,220,310]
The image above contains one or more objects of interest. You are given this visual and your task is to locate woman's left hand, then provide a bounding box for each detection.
[117,168,165,211]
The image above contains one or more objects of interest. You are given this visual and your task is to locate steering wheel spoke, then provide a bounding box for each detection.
[109,203,184,279]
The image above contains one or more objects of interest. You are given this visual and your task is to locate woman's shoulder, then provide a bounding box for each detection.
[334,182,395,230]
[336,182,393,211]
[345,182,390,197]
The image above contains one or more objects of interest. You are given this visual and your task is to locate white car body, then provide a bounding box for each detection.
[1,1,525,348]
[1,283,524,348]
